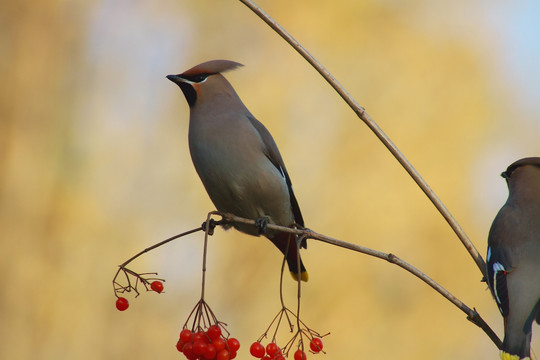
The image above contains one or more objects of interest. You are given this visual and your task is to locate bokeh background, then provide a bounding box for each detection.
[1,0,539,359]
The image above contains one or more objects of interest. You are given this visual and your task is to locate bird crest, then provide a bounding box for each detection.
[181,60,243,77]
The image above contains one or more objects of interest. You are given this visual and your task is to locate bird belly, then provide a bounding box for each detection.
[190,138,293,235]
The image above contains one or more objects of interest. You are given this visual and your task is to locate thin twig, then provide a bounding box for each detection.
[220,212,502,349]
[118,227,204,268]
[236,0,486,280]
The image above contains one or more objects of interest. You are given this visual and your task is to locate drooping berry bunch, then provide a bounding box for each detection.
[113,266,165,311]
[176,299,240,360]
[249,307,328,359]
[176,325,240,360]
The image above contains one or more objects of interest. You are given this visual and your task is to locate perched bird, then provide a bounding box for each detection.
[486,157,540,360]
[167,60,308,281]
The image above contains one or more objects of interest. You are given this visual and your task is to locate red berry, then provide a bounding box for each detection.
[213,338,226,351]
[250,342,265,358]
[182,342,194,358]
[193,331,208,343]
[180,329,193,343]
[274,355,285,360]
[309,338,323,353]
[150,280,164,293]
[217,349,230,360]
[176,339,185,352]
[207,324,222,340]
[115,297,129,311]
[193,340,207,355]
[204,343,217,359]
[266,343,280,357]
[294,349,307,360]
[261,357,271,360]
[227,338,240,352]
[230,351,237,359]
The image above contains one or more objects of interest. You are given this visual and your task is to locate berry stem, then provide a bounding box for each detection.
[279,237,287,309]
[295,235,306,345]
[278,236,294,333]
[200,213,214,302]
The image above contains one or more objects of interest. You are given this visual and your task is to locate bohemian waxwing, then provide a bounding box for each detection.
[487,157,540,360]
[167,60,308,281]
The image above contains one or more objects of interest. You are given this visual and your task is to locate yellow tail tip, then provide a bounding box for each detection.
[290,271,309,282]
[500,350,528,360]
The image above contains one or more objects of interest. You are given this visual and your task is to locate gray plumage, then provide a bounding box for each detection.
[486,157,540,360]
[167,60,308,281]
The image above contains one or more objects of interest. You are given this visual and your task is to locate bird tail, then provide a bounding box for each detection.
[499,350,526,360]
[269,232,308,282]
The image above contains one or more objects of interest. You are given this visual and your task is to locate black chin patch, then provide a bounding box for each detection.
[178,82,197,107]
[167,74,203,107]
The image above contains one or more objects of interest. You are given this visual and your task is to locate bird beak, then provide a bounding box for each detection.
[166,74,188,85]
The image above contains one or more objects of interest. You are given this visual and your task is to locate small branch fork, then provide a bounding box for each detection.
[112,268,164,298]
[236,0,487,280]
[182,298,231,338]
[256,306,329,358]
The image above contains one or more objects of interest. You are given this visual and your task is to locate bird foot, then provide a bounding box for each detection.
[255,217,270,235]
[201,219,217,235]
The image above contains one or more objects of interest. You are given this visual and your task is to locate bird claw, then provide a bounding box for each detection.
[201,219,217,235]
[255,217,270,234]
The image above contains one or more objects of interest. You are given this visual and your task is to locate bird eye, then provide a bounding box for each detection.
[193,74,208,83]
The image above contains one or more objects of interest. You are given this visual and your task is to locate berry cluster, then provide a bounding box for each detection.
[115,280,164,311]
[249,338,323,360]
[176,325,240,360]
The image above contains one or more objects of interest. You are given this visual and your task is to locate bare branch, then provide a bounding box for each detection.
[220,212,502,349]
[237,0,486,279]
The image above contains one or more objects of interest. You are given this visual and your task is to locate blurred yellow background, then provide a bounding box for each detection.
[1,0,539,359]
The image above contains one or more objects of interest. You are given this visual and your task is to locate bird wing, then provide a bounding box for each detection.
[487,209,516,318]
[486,245,510,317]
[246,115,306,238]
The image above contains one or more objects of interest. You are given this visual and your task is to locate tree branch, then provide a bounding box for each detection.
[236,0,486,280]
[220,212,502,349]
